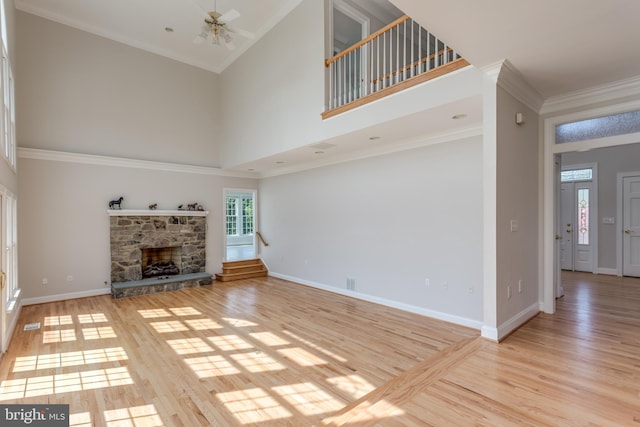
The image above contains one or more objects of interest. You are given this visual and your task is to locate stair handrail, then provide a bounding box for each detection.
[256,231,269,247]
[325,15,410,68]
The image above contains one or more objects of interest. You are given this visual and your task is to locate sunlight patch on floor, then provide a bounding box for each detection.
[77,313,108,324]
[216,387,292,424]
[249,331,290,347]
[184,318,224,330]
[69,411,92,427]
[137,309,172,319]
[273,382,345,416]
[230,351,285,373]
[277,347,328,367]
[222,317,258,328]
[208,334,254,351]
[43,329,76,343]
[44,315,73,326]
[169,307,202,316]
[104,404,163,427]
[0,367,133,399]
[167,338,214,355]
[184,355,240,378]
[13,347,128,372]
[82,326,117,340]
[149,320,189,333]
[326,374,376,399]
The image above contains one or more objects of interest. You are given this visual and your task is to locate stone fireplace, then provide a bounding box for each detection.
[109,210,212,298]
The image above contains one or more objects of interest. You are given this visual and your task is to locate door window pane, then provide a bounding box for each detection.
[577,189,589,245]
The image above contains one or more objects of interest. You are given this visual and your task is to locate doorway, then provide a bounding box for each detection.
[620,174,640,277]
[560,165,595,273]
[224,189,257,261]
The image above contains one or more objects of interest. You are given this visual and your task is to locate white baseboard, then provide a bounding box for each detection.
[21,288,112,306]
[490,302,540,341]
[597,268,618,276]
[268,272,483,331]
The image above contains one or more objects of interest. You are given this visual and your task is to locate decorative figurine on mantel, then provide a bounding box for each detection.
[109,196,124,210]
[149,203,158,210]
[187,202,205,211]
[178,204,184,210]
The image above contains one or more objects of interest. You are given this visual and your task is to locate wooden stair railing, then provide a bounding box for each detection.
[323,15,468,119]
[256,231,269,247]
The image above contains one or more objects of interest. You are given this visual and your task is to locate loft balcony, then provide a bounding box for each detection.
[323,15,469,120]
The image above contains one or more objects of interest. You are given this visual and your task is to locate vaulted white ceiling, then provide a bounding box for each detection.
[14,0,303,73]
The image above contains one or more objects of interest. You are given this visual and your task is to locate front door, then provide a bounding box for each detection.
[623,176,640,277]
[560,181,593,272]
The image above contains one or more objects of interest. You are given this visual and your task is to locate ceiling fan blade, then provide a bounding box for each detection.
[219,9,240,22]
[227,25,255,40]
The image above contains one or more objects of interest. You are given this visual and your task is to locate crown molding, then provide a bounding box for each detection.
[482,60,544,113]
[540,75,640,115]
[18,148,258,178]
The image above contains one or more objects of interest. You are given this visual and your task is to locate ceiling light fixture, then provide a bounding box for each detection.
[451,114,467,120]
[369,136,381,141]
[164,27,174,33]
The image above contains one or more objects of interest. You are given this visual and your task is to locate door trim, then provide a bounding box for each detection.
[616,171,640,275]
[543,99,640,314]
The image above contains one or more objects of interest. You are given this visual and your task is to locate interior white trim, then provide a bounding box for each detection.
[617,171,640,276]
[21,288,111,306]
[18,148,257,178]
[269,272,484,331]
[497,303,540,340]
[541,75,640,115]
[108,209,208,217]
[543,98,640,314]
[494,59,544,113]
[597,268,617,276]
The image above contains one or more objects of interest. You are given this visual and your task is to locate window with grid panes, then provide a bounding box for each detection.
[226,197,238,236]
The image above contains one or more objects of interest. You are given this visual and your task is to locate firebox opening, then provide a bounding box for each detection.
[141,246,182,279]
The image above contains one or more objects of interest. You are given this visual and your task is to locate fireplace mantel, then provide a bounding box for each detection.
[108,209,208,217]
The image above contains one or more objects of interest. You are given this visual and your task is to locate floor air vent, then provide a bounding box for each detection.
[24,322,41,331]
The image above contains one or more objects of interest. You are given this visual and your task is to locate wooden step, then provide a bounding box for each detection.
[216,259,268,282]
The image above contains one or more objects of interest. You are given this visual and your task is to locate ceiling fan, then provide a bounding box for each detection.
[192,0,255,50]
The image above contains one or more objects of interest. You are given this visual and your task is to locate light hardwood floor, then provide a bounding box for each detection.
[0,272,639,426]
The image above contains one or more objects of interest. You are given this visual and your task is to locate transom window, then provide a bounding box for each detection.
[561,168,592,182]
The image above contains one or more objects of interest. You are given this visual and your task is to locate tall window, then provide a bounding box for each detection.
[0,0,15,170]
[226,194,254,238]
[4,193,18,311]
[226,197,237,236]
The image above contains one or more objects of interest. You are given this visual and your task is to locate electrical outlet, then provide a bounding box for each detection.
[507,285,512,299]
[468,287,474,294]
[518,279,523,293]
[67,275,74,282]
[443,281,448,289]
[425,278,430,288]
[42,278,48,285]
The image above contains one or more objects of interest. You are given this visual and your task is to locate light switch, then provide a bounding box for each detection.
[510,219,519,232]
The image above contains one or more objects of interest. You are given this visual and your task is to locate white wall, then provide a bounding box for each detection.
[16,12,221,167]
[218,0,483,169]
[18,155,257,302]
[495,86,539,327]
[563,143,640,270]
[259,136,484,326]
